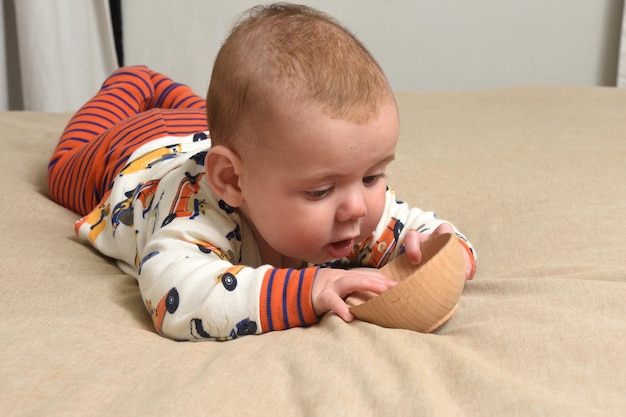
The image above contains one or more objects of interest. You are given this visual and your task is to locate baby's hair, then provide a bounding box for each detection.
[206,2,391,156]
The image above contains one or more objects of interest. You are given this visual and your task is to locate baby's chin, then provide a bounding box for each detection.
[301,247,354,266]
[297,250,336,266]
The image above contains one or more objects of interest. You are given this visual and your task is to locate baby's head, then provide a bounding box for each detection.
[206,2,394,158]
[205,3,400,266]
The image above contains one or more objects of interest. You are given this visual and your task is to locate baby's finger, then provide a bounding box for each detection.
[336,271,396,297]
[433,222,455,236]
[403,230,422,265]
[333,300,355,322]
[317,291,355,322]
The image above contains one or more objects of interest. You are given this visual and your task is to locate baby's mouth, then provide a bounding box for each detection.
[325,238,355,259]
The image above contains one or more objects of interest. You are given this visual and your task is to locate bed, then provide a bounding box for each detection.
[2,86,625,416]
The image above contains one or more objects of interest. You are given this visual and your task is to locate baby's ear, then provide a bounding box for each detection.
[204,146,244,208]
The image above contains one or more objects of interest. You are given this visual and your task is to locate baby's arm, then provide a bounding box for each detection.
[137,242,394,338]
[138,231,396,338]
[402,223,476,280]
[392,190,476,280]
[351,187,476,280]
[137,236,318,340]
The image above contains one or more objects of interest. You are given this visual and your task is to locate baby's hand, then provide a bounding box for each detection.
[403,224,475,280]
[312,268,396,322]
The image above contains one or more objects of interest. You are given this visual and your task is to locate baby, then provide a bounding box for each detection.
[48,3,475,341]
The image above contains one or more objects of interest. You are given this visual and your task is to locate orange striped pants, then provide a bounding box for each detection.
[47,66,208,216]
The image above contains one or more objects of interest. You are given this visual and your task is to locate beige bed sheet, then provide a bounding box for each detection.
[2,86,625,416]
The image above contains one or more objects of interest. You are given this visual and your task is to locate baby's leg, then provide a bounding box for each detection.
[48,66,207,215]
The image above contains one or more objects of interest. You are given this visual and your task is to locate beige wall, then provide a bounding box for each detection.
[122,0,624,96]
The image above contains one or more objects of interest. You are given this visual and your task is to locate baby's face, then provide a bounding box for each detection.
[237,96,399,267]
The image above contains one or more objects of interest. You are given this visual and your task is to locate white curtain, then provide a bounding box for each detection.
[619,3,626,87]
[0,0,118,111]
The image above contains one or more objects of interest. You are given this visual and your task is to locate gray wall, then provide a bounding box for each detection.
[123,0,624,96]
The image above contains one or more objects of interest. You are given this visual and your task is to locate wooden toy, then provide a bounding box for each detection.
[347,233,466,333]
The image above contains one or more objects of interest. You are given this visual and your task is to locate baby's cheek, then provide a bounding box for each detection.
[363,198,385,236]
[372,187,388,221]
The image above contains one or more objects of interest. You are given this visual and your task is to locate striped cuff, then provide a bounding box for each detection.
[259,267,319,332]
[456,237,477,280]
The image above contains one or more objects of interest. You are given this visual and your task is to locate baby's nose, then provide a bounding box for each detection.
[336,192,367,222]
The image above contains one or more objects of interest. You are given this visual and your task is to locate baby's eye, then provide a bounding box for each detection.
[363,174,385,185]
[307,188,332,199]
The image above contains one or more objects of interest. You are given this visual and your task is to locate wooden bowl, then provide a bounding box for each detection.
[347,233,465,333]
